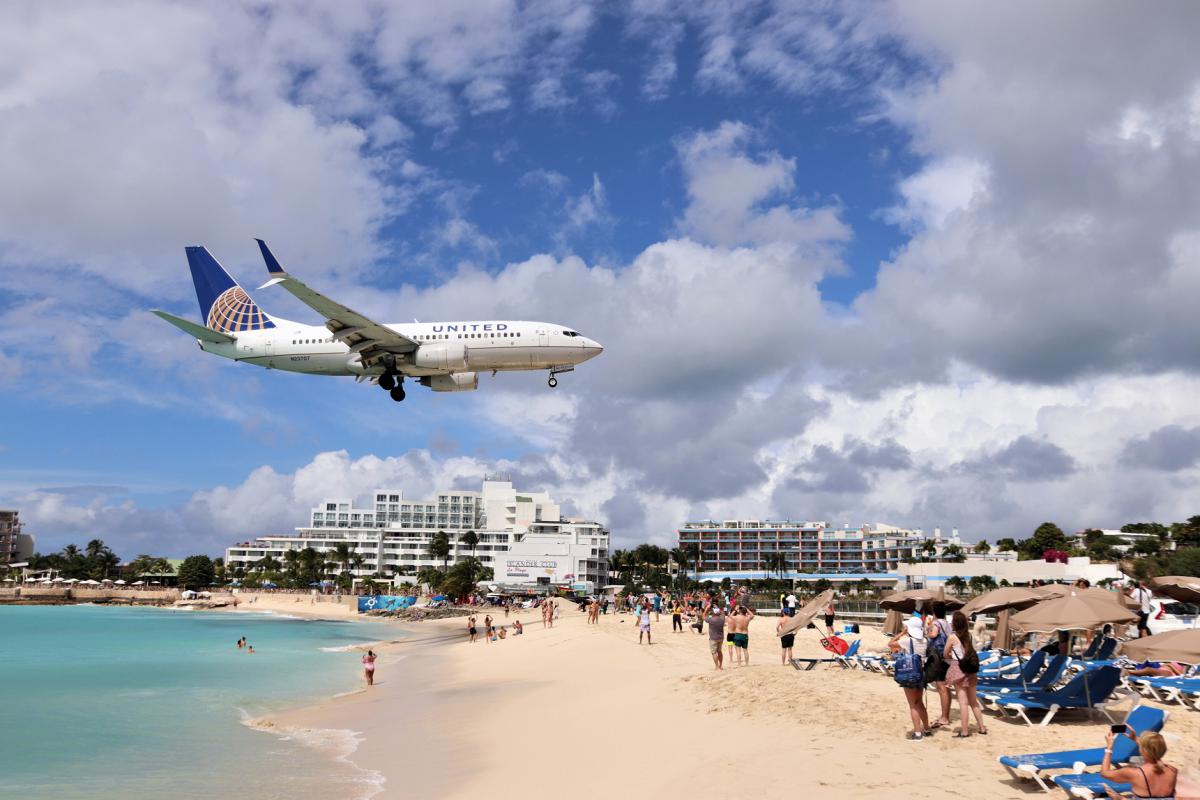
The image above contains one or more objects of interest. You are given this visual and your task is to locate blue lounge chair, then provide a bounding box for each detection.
[996,704,1166,791]
[993,666,1124,726]
[979,655,1068,702]
[1051,772,1131,798]
[1130,674,1200,706]
[1069,638,1120,671]
[977,650,1047,688]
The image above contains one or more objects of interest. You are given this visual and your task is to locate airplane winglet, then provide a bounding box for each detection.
[257,277,287,290]
[255,238,286,274]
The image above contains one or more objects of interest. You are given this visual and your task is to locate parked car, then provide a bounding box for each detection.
[1146,599,1200,635]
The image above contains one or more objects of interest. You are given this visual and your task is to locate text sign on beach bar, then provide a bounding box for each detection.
[499,555,570,582]
[358,595,417,613]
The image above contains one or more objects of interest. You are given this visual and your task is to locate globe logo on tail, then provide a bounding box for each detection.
[206,286,274,332]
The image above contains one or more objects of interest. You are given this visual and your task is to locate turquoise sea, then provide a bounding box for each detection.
[0,604,395,799]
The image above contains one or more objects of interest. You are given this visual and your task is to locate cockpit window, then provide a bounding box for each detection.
[563,330,580,337]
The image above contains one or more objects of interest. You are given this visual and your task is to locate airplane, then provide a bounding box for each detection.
[151,240,603,401]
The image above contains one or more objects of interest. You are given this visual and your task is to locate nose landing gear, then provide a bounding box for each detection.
[547,365,574,389]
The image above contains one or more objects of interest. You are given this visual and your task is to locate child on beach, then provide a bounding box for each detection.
[637,601,652,644]
[777,614,795,665]
[513,620,523,635]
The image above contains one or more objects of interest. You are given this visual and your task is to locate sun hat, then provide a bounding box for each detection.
[905,616,926,639]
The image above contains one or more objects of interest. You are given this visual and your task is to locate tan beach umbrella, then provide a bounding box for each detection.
[1010,592,1138,633]
[1150,576,1200,605]
[1120,630,1200,665]
[883,608,904,636]
[879,588,964,614]
[962,586,1044,616]
[1032,584,1070,597]
[777,589,834,638]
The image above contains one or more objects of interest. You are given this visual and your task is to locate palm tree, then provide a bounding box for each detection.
[973,540,991,554]
[459,530,479,559]
[940,544,966,563]
[255,554,282,575]
[682,543,702,583]
[427,531,452,572]
[330,543,354,576]
[283,549,301,584]
[760,552,788,580]
[944,575,968,595]
[669,547,690,586]
[94,550,120,580]
[349,553,366,575]
[85,539,106,560]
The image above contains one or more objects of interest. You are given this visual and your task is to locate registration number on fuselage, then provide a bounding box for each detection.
[289,355,310,362]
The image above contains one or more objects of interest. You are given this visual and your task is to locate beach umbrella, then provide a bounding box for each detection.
[879,587,964,614]
[1011,592,1138,632]
[1120,630,1200,665]
[132,581,145,586]
[777,589,834,638]
[101,578,113,584]
[962,587,1049,653]
[1150,576,1200,605]
[1012,591,1139,708]
[1032,584,1070,597]
[962,586,1044,616]
[113,579,126,585]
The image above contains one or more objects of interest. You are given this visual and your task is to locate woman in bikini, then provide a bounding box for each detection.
[1100,730,1177,800]
[362,650,377,686]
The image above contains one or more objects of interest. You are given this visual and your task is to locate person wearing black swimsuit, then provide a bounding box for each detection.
[1100,729,1177,800]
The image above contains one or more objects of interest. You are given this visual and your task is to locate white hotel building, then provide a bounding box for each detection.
[225,478,610,589]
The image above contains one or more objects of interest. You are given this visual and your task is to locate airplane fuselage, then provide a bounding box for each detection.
[202,318,603,377]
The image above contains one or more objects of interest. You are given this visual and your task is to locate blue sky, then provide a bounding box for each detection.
[3,2,1200,557]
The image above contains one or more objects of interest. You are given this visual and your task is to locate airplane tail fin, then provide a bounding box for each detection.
[185,246,276,333]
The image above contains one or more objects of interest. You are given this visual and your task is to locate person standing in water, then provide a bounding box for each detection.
[362,650,377,686]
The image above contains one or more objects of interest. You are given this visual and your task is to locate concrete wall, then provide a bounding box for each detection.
[898,556,1123,587]
[0,587,180,602]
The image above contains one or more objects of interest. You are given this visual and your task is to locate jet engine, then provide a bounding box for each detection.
[413,342,468,371]
[420,372,478,392]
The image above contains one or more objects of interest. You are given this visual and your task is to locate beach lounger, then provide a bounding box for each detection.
[977,651,1046,688]
[992,666,1124,726]
[1067,638,1119,672]
[979,655,1068,703]
[996,704,1166,791]
[1050,772,1131,799]
[790,639,861,670]
[1130,675,1200,706]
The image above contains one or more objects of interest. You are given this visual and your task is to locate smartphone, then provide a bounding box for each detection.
[1111,724,1127,734]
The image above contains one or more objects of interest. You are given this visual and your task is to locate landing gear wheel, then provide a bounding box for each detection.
[548,376,558,388]
[389,386,406,402]
[379,373,396,391]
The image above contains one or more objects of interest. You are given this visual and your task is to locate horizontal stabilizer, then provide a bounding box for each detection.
[151,310,236,343]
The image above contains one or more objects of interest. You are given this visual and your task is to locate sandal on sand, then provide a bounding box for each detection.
[905,732,923,740]
[953,732,971,738]
[978,729,988,735]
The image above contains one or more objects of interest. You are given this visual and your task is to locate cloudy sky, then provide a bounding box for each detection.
[3,1,1200,558]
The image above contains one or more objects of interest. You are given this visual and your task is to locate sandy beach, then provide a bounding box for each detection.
[251,603,1200,800]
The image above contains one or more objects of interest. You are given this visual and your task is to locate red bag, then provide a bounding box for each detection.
[821,635,849,655]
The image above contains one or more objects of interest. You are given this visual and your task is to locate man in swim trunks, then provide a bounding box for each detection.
[467,615,477,643]
[729,606,756,665]
[777,614,795,665]
[705,604,727,670]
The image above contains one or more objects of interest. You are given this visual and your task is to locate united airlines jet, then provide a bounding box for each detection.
[152,241,603,402]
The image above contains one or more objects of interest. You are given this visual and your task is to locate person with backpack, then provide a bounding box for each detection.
[943,610,987,737]
[924,605,954,730]
[889,614,931,740]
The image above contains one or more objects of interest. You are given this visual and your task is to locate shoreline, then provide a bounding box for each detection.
[260,606,1200,800]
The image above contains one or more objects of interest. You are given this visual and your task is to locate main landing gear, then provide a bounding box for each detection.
[378,371,404,401]
[547,365,574,388]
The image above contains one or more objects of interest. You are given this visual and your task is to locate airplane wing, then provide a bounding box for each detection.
[151,309,236,343]
[254,239,417,364]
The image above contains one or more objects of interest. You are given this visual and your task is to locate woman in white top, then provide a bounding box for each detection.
[889,616,931,740]
[944,611,988,737]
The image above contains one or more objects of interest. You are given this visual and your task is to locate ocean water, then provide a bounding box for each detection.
[0,604,395,799]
